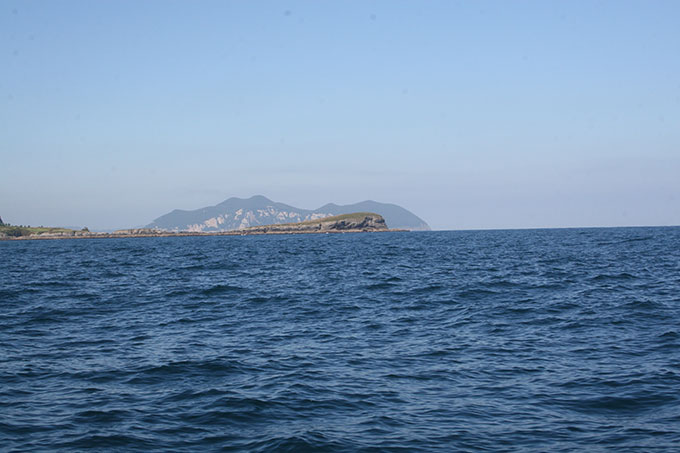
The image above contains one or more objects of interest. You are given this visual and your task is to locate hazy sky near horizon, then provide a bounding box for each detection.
[2,0,679,230]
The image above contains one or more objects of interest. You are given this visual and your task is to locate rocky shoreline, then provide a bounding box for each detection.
[1,213,405,241]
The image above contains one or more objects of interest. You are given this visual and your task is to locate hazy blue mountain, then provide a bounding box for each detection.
[146,195,430,232]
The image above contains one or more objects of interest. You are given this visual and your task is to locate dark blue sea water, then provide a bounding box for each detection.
[1,228,680,452]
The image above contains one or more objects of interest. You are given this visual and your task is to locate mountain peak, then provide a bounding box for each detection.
[218,194,273,205]
[249,195,272,202]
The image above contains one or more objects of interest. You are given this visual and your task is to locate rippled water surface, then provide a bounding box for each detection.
[2,228,680,451]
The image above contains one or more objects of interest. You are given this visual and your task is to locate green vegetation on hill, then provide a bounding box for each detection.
[295,212,380,225]
[0,225,77,237]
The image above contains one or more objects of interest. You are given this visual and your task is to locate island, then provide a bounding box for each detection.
[0,213,402,240]
[147,195,431,232]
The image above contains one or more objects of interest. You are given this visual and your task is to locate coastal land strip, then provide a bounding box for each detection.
[0,213,405,241]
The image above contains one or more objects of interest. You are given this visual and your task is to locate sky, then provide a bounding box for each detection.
[1,0,679,230]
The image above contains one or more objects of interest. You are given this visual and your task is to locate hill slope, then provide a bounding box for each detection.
[146,195,430,232]
[317,200,430,231]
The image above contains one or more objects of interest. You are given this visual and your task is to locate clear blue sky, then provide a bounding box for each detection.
[2,0,679,230]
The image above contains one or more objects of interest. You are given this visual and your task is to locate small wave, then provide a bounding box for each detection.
[72,292,99,300]
[659,330,679,339]
[558,393,675,413]
[55,434,155,449]
[0,288,40,298]
[487,280,521,289]
[64,369,129,384]
[244,432,348,453]
[72,409,130,424]
[457,288,499,299]
[364,282,398,290]
[180,263,207,271]
[591,272,637,281]
[619,299,665,310]
[162,388,225,403]
[127,358,245,383]
[410,284,444,294]
[29,281,73,288]
[54,338,116,348]
[165,288,192,297]
[101,270,126,278]
[18,308,75,325]
[595,236,652,246]
[501,306,534,315]
[201,284,244,296]
[618,236,654,244]
[246,295,289,303]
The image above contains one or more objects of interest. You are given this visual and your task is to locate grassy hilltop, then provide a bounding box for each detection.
[293,212,381,225]
[0,224,81,238]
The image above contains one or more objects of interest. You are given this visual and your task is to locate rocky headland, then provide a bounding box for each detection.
[238,212,387,234]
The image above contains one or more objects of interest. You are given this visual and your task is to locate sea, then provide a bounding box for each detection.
[1,227,679,452]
